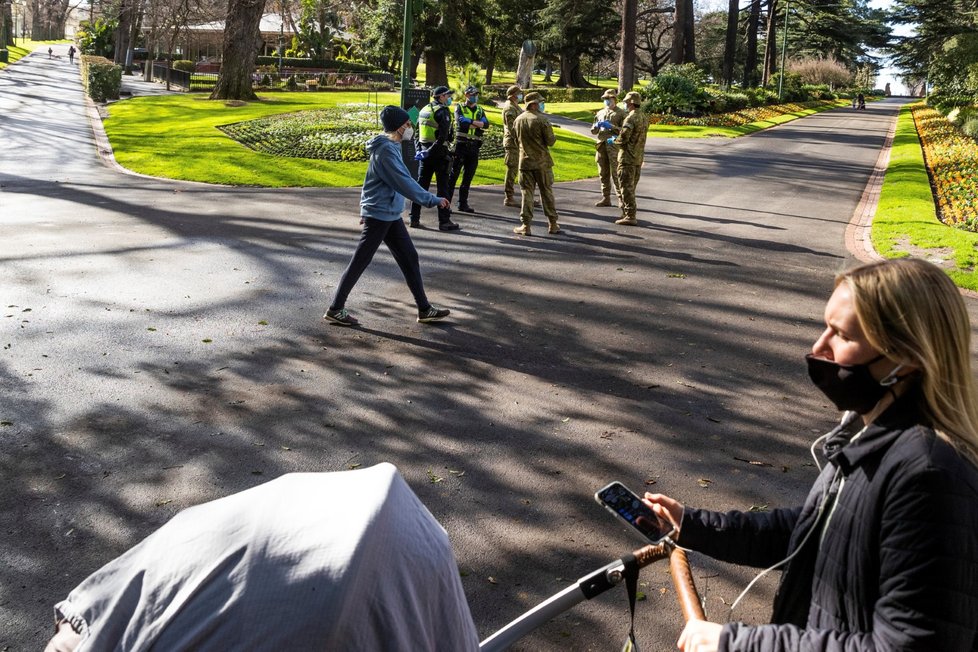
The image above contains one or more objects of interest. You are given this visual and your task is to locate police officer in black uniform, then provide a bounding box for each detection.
[409,86,460,231]
[448,85,490,213]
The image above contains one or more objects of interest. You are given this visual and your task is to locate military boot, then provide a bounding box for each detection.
[615,216,638,226]
[513,224,532,236]
[594,197,612,207]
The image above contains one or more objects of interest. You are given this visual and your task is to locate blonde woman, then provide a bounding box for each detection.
[646,258,978,652]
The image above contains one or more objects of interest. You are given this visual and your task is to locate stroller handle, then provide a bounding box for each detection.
[479,541,704,651]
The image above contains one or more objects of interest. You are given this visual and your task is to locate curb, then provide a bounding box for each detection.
[845,110,896,263]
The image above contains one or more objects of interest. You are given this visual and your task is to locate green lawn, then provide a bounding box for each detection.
[872,104,978,291]
[103,91,598,187]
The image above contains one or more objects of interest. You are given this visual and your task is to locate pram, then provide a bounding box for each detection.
[45,464,703,651]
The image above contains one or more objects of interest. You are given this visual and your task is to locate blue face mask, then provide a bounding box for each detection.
[517,94,523,101]
[539,102,546,113]
[469,95,478,104]
[604,99,611,107]
[446,97,452,106]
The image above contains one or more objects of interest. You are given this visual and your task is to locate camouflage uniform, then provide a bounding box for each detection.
[512,92,559,235]
[501,85,523,207]
[590,89,626,206]
[616,91,649,226]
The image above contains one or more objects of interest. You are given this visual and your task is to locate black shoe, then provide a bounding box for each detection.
[439,221,460,231]
[418,305,451,323]
[458,205,475,213]
[409,219,421,228]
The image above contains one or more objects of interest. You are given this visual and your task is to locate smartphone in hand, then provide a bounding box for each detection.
[595,481,677,545]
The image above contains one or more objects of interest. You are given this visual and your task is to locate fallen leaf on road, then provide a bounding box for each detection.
[697,478,712,488]
[156,499,173,506]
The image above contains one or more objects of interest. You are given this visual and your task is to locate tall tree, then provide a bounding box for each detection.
[210,0,267,100]
[537,0,618,87]
[634,0,674,77]
[742,0,760,86]
[670,0,695,64]
[619,0,638,92]
[722,0,740,86]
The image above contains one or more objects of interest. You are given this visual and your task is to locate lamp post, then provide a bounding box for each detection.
[398,0,415,109]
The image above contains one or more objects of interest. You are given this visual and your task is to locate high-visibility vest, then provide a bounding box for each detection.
[455,104,485,142]
[418,101,446,143]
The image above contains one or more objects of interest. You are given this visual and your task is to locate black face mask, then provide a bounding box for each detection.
[806,353,901,414]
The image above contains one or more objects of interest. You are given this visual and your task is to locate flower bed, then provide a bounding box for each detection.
[912,103,978,231]
[219,103,504,162]
[646,99,842,127]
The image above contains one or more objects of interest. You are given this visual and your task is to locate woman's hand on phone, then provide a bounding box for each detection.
[642,493,684,539]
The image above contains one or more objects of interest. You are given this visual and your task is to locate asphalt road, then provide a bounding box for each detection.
[1,45,957,650]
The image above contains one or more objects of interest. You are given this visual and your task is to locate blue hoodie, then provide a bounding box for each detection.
[360,134,440,221]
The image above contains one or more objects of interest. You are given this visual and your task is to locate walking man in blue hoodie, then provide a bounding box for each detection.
[323,106,452,327]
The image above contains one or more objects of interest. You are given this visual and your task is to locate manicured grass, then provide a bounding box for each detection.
[872,103,978,291]
[103,91,598,187]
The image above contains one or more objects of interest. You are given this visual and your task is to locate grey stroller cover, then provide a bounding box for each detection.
[51,463,479,651]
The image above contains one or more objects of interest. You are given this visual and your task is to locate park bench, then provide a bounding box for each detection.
[305,79,319,91]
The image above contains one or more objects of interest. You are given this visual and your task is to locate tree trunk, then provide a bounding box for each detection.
[484,34,497,84]
[742,0,759,87]
[670,0,694,64]
[423,48,448,87]
[761,0,778,86]
[618,0,637,93]
[515,40,535,89]
[210,0,266,101]
[722,0,739,87]
[556,50,591,87]
[543,59,552,82]
[1,3,12,46]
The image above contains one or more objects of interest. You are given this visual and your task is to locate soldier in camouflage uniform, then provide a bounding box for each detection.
[501,85,523,207]
[590,88,626,207]
[615,91,649,226]
[511,92,560,236]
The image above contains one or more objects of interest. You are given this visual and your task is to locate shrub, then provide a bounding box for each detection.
[801,84,836,100]
[746,86,778,107]
[285,75,299,91]
[770,71,804,102]
[786,55,853,87]
[641,67,709,115]
[254,56,376,73]
[80,54,122,102]
[172,60,194,72]
[962,117,978,140]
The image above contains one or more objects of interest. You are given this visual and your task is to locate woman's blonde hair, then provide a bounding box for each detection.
[839,258,978,465]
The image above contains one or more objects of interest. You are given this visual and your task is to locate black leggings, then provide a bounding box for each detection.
[329,217,430,312]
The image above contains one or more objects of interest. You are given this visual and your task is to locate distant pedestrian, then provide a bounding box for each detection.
[323,106,451,327]
[68,46,76,64]
[615,91,649,226]
[512,92,560,236]
[48,47,53,59]
[501,85,523,207]
[591,89,626,207]
[448,85,489,214]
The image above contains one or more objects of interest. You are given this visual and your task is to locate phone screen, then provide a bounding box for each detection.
[595,482,675,544]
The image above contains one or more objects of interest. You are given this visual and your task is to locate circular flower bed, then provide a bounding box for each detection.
[218,103,505,163]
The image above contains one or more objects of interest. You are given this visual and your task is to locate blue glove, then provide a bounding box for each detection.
[414,148,430,161]
[479,114,489,126]
[606,136,616,144]
[598,120,613,129]
[459,116,472,126]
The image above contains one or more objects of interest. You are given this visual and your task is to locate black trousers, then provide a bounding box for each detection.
[449,141,481,207]
[409,148,453,224]
[329,217,430,312]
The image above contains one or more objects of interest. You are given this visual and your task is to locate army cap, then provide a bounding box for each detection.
[623,91,642,105]
[601,89,618,100]
[506,84,522,97]
[432,85,454,97]
[523,91,544,105]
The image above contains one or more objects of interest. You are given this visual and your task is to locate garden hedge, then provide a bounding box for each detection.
[80,55,122,102]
